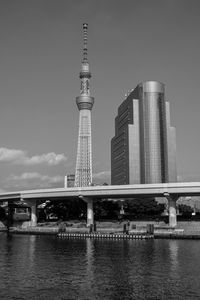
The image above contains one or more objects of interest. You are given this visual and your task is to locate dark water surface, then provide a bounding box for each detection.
[0,234,200,300]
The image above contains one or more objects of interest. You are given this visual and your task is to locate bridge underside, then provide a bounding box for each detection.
[1,182,200,228]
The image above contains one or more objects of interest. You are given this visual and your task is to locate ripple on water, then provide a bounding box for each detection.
[0,235,200,299]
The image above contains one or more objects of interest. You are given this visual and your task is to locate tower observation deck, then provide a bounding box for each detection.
[75,23,94,187]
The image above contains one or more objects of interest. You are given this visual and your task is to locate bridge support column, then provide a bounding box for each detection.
[79,197,94,227]
[86,198,94,227]
[25,200,37,227]
[164,193,179,228]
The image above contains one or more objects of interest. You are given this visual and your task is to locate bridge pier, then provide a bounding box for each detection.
[86,198,94,227]
[79,196,94,226]
[164,193,179,227]
[25,199,37,227]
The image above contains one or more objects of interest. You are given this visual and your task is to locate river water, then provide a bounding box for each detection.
[0,233,200,300]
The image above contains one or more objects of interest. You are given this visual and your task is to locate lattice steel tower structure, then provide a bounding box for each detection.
[75,23,94,187]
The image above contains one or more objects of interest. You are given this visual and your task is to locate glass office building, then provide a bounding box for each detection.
[111,81,177,185]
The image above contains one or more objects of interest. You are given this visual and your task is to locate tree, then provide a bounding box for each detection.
[94,199,119,220]
[178,204,193,216]
[123,198,165,219]
[0,206,6,220]
[44,199,86,221]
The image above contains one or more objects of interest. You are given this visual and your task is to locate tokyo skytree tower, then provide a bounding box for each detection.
[75,23,94,187]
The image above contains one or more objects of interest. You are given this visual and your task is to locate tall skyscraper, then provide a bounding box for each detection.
[75,23,94,187]
[111,81,177,185]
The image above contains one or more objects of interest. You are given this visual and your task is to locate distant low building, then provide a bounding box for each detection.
[64,174,75,188]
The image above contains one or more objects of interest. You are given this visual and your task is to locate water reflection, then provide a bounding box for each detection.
[86,238,94,271]
[169,240,179,274]
[85,239,95,296]
[1,235,200,299]
[28,235,36,268]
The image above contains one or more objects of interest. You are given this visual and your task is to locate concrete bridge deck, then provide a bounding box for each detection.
[0,182,200,228]
[0,182,200,201]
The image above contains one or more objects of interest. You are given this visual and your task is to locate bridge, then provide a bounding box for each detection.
[1,182,200,228]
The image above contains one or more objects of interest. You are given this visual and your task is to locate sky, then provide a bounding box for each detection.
[0,0,200,191]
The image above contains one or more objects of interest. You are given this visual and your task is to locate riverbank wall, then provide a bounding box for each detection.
[1,220,200,239]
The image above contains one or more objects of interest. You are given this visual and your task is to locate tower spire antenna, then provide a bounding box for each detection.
[75,23,94,187]
[83,23,88,62]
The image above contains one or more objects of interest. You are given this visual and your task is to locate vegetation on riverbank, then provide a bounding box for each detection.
[0,198,198,227]
[38,198,165,222]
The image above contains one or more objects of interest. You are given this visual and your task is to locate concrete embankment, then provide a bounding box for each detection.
[0,226,153,239]
[154,221,200,239]
[154,233,200,240]
[1,221,200,239]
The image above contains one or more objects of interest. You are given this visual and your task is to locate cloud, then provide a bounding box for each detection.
[177,174,200,182]
[8,172,63,182]
[93,170,111,179]
[4,170,112,190]
[0,148,67,166]
[93,171,111,184]
[5,172,64,189]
